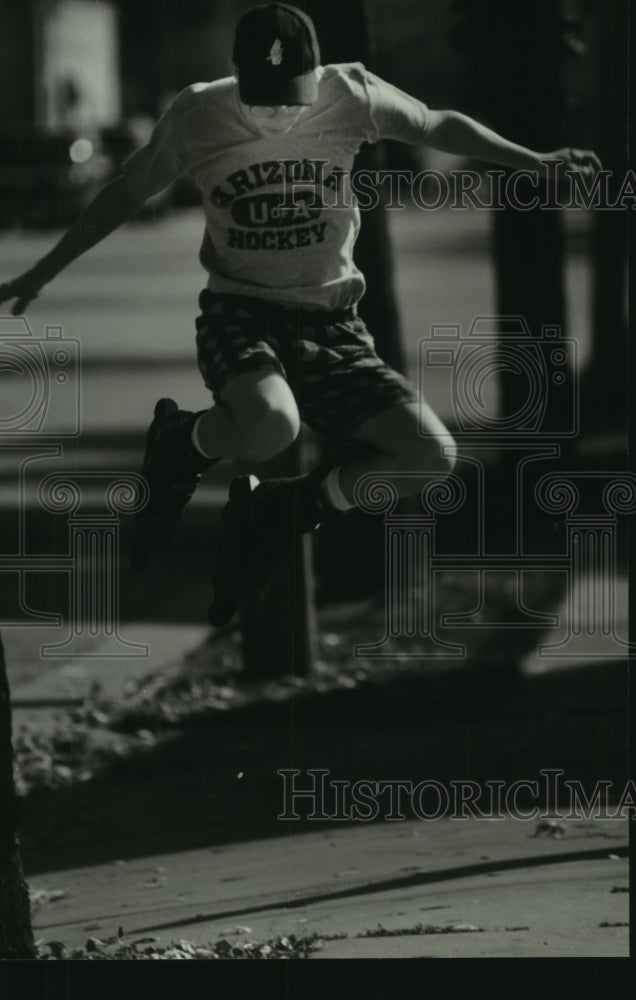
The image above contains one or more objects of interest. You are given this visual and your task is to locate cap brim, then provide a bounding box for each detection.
[238,69,318,106]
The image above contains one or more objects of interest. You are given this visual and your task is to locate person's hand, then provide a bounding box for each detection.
[0,267,48,315]
[545,147,603,178]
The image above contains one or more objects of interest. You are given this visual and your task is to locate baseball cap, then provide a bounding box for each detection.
[233,3,321,106]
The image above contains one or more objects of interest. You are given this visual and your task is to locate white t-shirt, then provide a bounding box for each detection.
[122,63,431,310]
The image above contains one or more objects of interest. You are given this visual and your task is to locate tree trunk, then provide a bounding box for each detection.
[588,0,629,435]
[0,634,36,960]
[454,0,571,558]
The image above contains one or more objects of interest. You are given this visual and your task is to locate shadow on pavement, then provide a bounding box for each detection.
[108,842,630,938]
[21,657,628,876]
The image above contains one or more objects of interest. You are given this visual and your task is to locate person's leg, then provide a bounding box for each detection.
[207,303,458,622]
[252,400,456,538]
[209,399,456,615]
[287,311,457,516]
[131,369,300,566]
[131,277,302,570]
[205,371,302,625]
[208,313,458,619]
[196,370,300,463]
[208,401,456,624]
[325,400,457,509]
[197,368,304,629]
[130,396,220,571]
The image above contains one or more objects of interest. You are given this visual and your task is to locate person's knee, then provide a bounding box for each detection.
[235,402,300,463]
[405,408,457,476]
[394,431,457,477]
[222,371,300,463]
[353,403,456,479]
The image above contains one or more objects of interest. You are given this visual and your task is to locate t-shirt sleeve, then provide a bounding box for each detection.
[121,88,197,200]
[361,68,432,145]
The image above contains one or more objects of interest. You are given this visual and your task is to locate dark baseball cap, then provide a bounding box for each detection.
[233,3,321,106]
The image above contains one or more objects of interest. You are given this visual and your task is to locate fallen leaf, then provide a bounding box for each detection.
[29,888,68,906]
[85,938,104,952]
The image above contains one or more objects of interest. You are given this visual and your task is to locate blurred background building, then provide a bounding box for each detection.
[0,0,604,224]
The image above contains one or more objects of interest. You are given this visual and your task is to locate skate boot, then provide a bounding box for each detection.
[130,398,217,570]
[208,469,333,626]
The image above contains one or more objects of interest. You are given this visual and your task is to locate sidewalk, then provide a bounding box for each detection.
[10,617,629,959]
[6,622,210,707]
[27,816,628,958]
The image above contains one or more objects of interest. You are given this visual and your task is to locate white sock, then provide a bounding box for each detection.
[320,465,354,512]
[190,414,215,458]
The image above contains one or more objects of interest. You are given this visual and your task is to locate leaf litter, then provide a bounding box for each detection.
[36,931,332,960]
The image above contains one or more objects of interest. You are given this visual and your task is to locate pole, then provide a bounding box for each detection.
[240,441,318,679]
[454,0,572,555]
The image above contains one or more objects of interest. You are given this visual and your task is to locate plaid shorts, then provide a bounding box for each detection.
[194,290,418,444]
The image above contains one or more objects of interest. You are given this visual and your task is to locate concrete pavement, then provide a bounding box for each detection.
[27,816,628,958]
[12,641,630,959]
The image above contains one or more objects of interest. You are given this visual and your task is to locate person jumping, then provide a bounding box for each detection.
[0,3,600,627]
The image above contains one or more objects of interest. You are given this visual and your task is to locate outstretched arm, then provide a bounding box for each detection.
[0,175,144,314]
[423,109,601,177]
